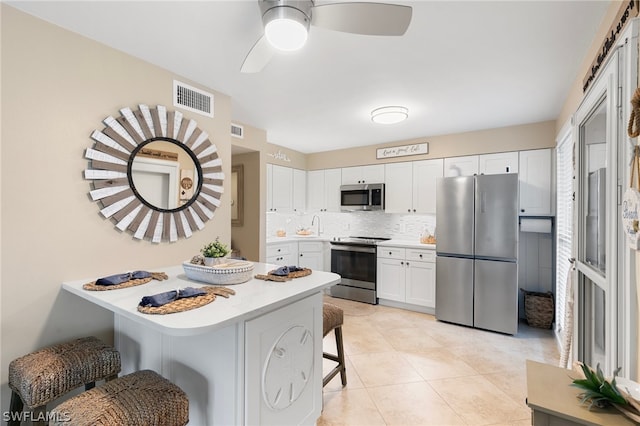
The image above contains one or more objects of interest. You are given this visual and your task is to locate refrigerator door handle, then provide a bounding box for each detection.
[480,191,486,213]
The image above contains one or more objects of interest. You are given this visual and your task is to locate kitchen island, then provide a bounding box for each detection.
[62,263,340,426]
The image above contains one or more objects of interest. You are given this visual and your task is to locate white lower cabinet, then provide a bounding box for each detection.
[377,246,436,313]
[266,241,298,266]
[267,240,326,271]
[298,241,324,270]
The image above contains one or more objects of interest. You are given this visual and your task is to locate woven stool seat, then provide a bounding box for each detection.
[323,302,344,336]
[322,302,347,387]
[50,370,189,426]
[9,336,120,410]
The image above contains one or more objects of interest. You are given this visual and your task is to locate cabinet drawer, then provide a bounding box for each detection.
[378,247,406,260]
[298,241,323,253]
[406,249,435,263]
[267,243,293,257]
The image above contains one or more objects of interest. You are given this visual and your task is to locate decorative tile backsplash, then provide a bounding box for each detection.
[266,211,436,241]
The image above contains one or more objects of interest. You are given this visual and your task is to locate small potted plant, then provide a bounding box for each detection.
[201,237,230,266]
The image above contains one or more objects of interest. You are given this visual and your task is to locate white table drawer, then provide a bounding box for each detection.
[377,247,406,260]
[406,249,435,263]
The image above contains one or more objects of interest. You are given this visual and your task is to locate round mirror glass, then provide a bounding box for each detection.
[129,139,200,212]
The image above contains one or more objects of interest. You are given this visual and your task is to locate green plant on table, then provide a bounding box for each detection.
[571,362,640,422]
[201,237,230,258]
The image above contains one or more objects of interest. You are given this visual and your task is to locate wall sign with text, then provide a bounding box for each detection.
[376,143,429,159]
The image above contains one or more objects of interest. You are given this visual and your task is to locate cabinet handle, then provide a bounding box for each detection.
[406,262,410,266]
[389,251,392,255]
[521,209,525,212]
[419,254,423,258]
[413,209,416,212]
[401,261,404,265]
[300,253,303,257]
[407,209,411,212]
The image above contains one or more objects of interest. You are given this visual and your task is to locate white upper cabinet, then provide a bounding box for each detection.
[341,165,385,184]
[412,159,443,214]
[267,164,273,212]
[324,168,342,212]
[444,155,479,176]
[307,168,342,212]
[384,162,413,213]
[292,168,306,212]
[269,164,293,212]
[384,159,443,214]
[519,148,552,216]
[478,152,519,175]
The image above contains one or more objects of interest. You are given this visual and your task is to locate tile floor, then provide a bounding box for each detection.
[319,296,560,426]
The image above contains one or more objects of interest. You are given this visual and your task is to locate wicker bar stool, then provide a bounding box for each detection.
[8,336,121,426]
[322,302,347,387]
[50,369,189,426]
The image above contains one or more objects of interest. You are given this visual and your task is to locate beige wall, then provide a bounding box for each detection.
[308,120,555,170]
[557,1,630,133]
[265,142,307,170]
[0,4,232,408]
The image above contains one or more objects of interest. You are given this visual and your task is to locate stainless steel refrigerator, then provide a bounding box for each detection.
[435,174,519,334]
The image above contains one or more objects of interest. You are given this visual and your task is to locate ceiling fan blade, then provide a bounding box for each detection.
[240,35,275,73]
[311,2,412,36]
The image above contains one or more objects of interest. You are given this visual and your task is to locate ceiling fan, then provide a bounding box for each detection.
[240,0,412,73]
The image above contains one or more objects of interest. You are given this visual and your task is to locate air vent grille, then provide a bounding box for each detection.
[173,80,214,118]
[231,123,244,139]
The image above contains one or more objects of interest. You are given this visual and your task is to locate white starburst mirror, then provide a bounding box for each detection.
[84,105,224,243]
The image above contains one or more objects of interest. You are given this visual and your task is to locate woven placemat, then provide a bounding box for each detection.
[255,268,312,282]
[137,286,236,315]
[83,272,168,291]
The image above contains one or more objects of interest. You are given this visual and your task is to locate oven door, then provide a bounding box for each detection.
[330,244,376,290]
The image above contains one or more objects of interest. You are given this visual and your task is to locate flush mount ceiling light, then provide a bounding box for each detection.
[371,106,409,124]
[263,5,310,51]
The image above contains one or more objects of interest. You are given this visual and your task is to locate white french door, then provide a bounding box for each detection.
[573,48,622,374]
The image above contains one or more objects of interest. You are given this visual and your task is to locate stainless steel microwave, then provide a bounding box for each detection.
[340,183,385,211]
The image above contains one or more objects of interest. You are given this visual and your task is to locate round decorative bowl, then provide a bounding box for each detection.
[182,260,254,285]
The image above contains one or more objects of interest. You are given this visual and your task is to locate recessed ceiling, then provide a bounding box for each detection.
[8,1,610,154]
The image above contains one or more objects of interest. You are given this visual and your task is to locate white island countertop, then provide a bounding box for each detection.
[62,262,340,337]
[378,239,436,250]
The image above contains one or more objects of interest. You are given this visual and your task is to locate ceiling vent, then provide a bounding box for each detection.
[173,80,214,118]
[231,123,244,139]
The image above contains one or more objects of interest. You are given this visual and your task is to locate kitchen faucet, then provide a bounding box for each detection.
[312,215,321,235]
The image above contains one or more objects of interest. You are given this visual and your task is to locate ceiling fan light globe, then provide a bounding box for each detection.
[371,106,408,124]
[262,5,310,52]
[265,18,308,51]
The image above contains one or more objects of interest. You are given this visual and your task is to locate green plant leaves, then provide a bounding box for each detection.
[571,362,628,409]
[201,237,230,258]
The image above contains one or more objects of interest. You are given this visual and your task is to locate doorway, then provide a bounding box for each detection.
[231,146,261,261]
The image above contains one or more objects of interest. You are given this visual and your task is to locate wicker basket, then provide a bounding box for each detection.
[521,289,554,329]
[182,260,254,285]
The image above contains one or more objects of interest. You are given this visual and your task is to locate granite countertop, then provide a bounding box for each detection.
[378,239,436,250]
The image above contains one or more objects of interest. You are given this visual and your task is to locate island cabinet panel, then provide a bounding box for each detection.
[115,316,242,426]
[245,293,323,425]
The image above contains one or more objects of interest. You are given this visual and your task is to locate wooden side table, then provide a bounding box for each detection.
[526,360,635,426]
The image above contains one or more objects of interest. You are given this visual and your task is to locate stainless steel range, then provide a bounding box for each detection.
[329,236,390,304]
